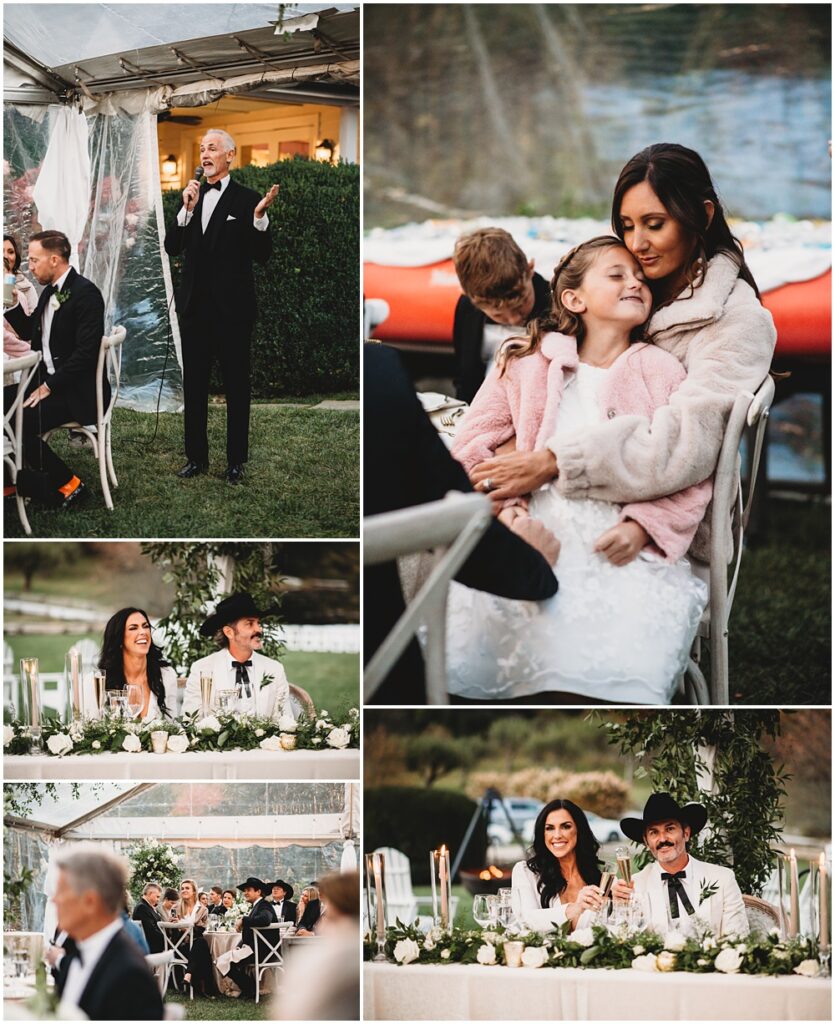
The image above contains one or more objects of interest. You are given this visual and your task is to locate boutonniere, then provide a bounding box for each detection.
[259,673,275,691]
[698,879,720,905]
[48,288,71,312]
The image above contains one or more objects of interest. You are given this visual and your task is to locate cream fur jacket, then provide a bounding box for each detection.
[452,333,713,564]
[550,253,777,560]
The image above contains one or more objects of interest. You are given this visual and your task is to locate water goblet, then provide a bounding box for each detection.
[472,894,495,929]
[126,683,143,721]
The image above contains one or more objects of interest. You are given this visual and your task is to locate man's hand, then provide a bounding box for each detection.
[182,178,201,210]
[235,919,243,933]
[594,520,649,566]
[22,383,50,409]
[611,880,634,904]
[512,516,561,565]
[471,449,558,501]
[254,184,280,219]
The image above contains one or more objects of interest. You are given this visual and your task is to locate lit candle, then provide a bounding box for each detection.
[789,849,800,938]
[819,853,829,954]
[777,853,786,937]
[439,845,449,929]
[373,852,386,940]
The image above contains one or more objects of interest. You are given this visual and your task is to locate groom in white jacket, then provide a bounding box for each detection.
[182,592,293,721]
[613,792,749,938]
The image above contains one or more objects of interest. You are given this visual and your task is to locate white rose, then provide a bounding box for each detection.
[122,733,142,752]
[571,927,594,948]
[631,953,659,973]
[279,733,297,750]
[69,722,84,741]
[259,735,283,752]
[254,728,265,737]
[393,938,420,964]
[476,943,497,965]
[349,708,359,717]
[48,294,60,312]
[656,950,677,972]
[702,936,717,950]
[793,959,821,978]
[3,724,14,746]
[714,947,743,974]
[327,727,350,749]
[277,715,297,733]
[166,733,189,754]
[423,936,435,951]
[440,949,451,960]
[521,946,548,968]
[663,931,687,952]
[92,740,101,750]
[196,715,221,733]
[320,709,329,717]
[46,733,73,756]
[480,930,500,944]
[697,958,708,967]
[773,949,789,960]
[315,719,327,730]
[632,945,645,956]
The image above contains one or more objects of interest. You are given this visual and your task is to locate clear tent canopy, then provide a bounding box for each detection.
[3,4,359,409]
[4,781,359,932]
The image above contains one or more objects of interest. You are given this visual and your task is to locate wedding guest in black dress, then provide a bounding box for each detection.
[295,885,322,935]
[177,878,219,997]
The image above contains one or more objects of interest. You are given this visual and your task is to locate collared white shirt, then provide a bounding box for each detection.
[41,266,72,375]
[224,650,256,714]
[177,173,269,233]
[59,916,124,1012]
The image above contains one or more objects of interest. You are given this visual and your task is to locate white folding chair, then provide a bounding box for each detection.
[42,325,125,510]
[682,376,776,704]
[373,846,459,928]
[251,921,290,1004]
[157,921,193,1000]
[3,350,42,535]
[363,491,493,704]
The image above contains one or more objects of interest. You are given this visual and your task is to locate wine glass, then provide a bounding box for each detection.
[629,892,649,932]
[126,684,143,721]
[107,690,124,717]
[472,894,496,929]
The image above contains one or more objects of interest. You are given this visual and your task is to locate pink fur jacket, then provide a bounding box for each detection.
[451,333,713,563]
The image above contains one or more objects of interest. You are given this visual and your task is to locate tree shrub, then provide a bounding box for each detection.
[365,787,487,882]
[161,157,359,397]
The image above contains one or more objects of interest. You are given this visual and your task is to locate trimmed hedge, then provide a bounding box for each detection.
[161,157,359,397]
[365,787,487,883]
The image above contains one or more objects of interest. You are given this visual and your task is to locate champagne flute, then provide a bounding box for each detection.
[616,846,633,887]
[596,863,616,925]
[91,670,106,719]
[126,683,143,721]
[199,672,213,717]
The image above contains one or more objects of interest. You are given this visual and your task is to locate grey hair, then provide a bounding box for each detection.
[143,881,162,895]
[57,846,128,915]
[202,129,236,153]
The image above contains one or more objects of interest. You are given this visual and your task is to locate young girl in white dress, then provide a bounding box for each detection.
[447,236,710,704]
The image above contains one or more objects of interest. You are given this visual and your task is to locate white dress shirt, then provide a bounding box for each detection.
[182,648,292,719]
[177,173,269,232]
[59,916,124,1012]
[41,266,72,375]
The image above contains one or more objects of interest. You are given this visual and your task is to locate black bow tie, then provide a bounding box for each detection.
[661,870,695,919]
[231,660,252,697]
[201,180,222,192]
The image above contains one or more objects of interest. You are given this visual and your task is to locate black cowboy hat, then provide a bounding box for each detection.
[199,592,279,637]
[620,792,708,845]
[236,876,271,896]
[270,879,294,900]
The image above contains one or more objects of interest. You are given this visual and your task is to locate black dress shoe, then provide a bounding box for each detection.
[176,461,207,479]
[226,463,244,484]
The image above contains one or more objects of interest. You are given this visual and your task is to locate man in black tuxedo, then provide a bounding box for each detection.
[227,876,278,999]
[269,879,298,923]
[131,882,165,954]
[207,885,225,915]
[164,129,278,484]
[364,342,561,703]
[4,229,106,506]
[54,848,163,1020]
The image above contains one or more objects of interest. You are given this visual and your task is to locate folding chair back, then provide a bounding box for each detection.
[251,921,289,1004]
[3,350,42,535]
[157,921,193,1000]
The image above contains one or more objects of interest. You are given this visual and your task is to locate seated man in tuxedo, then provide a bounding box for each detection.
[613,793,750,938]
[54,846,163,1020]
[164,129,279,484]
[269,879,297,923]
[182,592,293,720]
[227,876,279,999]
[3,230,106,507]
[208,885,225,916]
[131,882,165,954]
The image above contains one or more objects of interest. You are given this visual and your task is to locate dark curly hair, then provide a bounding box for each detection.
[98,607,172,717]
[611,143,761,309]
[525,799,602,909]
[4,234,21,273]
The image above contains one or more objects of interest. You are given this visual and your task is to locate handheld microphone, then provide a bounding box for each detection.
[194,166,204,183]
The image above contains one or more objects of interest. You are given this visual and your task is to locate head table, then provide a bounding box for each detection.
[4,747,358,780]
[363,962,831,1021]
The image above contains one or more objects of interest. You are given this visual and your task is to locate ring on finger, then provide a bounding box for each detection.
[482,478,494,493]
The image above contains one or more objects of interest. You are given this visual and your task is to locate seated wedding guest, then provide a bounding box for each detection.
[159,887,179,921]
[271,871,359,1021]
[295,885,322,935]
[269,879,297,923]
[364,342,560,704]
[99,608,178,721]
[512,798,604,933]
[175,878,218,997]
[452,227,551,404]
[122,891,150,954]
[227,876,278,999]
[613,792,749,937]
[208,885,225,915]
[3,234,34,495]
[221,888,237,913]
[3,230,107,507]
[132,882,165,954]
[198,890,209,908]
[182,592,293,720]
[54,846,163,1020]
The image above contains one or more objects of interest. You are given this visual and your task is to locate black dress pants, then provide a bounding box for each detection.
[180,306,253,466]
[21,391,77,489]
[227,953,255,997]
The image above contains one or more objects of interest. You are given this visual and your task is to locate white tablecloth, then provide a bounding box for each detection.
[4,748,358,780]
[363,963,832,1021]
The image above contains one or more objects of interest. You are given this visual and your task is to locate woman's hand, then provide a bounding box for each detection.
[566,885,604,924]
[593,520,649,566]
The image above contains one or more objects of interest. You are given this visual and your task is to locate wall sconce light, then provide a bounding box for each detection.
[161,153,178,176]
[315,138,336,162]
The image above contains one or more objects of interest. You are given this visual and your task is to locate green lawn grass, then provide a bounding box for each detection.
[166,993,267,1021]
[5,405,358,538]
[413,884,475,929]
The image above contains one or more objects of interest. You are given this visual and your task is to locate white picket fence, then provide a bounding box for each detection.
[279,624,359,653]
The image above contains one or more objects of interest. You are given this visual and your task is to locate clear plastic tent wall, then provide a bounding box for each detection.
[4,104,183,410]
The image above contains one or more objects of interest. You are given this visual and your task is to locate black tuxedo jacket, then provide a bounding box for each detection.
[453,270,551,404]
[56,925,163,1020]
[163,177,272,325]
[364,342,558,703]
[208,903,226,916]
[131,898,164,954]
[4,267,107,425]
[240,897,278,958]
[272,898,297,923]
